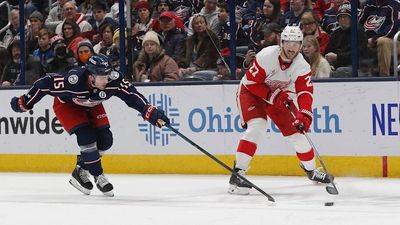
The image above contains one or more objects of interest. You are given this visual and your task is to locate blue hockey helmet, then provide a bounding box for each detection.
[86,54,112,77]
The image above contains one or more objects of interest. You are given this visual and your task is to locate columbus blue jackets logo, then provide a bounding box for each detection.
[138,93,179,146]
[68,75,79,84]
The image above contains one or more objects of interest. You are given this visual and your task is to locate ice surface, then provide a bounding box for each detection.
[0,173,399,225]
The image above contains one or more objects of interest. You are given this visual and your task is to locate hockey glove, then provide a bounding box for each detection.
[266,88,292,110]
[292,110,312,132]
[143,104,170,128]
[10,96,30,113]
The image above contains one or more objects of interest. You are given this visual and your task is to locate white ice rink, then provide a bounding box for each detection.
[0,173,399,225]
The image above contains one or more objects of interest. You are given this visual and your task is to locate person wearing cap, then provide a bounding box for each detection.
[47,34,76,73]
[27,10,45,54]
[158,11,186,62]
[132,1,154,45]
[325,3,368,77]
[320,0,347,34]
[243,22,282,70]
[134,31,180,82]
[107,28,128,69]
[77,39,95,66]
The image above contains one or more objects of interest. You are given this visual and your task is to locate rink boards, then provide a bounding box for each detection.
[0,81,399,177]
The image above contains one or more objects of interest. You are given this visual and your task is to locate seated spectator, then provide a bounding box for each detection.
[215,57,231,80]
[243,22,282,69]
[171,0,203,26]
[280,0,313,27]
[32,28,55,73]
[321,0,348,34]
[46,0,70,32]
[248,0,282,49]
[300,11,329,54]
[177,15,220,76]
[134,31,180,82]
[1,9,24,48]
[152,0,173,19]
[110,0,125,21]
[358,0,400,76]
[107,29,128,70]
[302,35,331,78]
[158,11,186,62]
[325,3,368,77]
[61,19,84,59]
[26,11,45,54]
[313,0,335,21]
[94,23,115,55]
[78,0,95,20]
[187,0,220,36]
[218,2,247,50]
[55,1,93,36]
[0,46,8,79]
[76,39,95,66]
[132,1,155,53]
[88,1,118,44]
[47,35,76,73]
[1,40,20,86]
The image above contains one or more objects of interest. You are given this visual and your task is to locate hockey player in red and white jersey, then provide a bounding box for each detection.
[229,26,334,195]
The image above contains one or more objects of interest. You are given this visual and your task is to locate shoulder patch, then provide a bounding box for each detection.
[68,74,79,84]
[110,71,120,80]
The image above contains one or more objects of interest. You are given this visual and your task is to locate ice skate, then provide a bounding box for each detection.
[228,168,252,195]
[95,174,114,197]
[69,166,93,195]
[301,164,334,184]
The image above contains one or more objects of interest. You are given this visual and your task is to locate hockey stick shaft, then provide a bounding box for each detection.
[165,124,275,202]
[286,105,339,194]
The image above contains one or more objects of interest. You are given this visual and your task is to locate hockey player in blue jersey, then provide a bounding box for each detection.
[10,55,170,197]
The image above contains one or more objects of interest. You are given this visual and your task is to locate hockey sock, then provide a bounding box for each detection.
[296,149,316,171]
[76,155,88,170]
[236,139,257,170]
[80,142,103,177]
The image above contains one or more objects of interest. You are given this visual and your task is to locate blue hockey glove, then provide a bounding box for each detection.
[143,105,170,128]
[10,96,30,113]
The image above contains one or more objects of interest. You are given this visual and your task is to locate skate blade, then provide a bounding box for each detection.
[69,178,90,195]
[228,185,250,195]
[102,190,114,197]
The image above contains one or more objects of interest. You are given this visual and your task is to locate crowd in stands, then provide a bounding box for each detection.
[0,0,399,86]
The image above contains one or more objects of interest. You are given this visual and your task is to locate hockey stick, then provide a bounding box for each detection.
[165,123,275,202]
[286,105,339,195]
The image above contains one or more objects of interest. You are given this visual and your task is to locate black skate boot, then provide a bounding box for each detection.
[228,168,252,195]
[301,164,334,184]
[69,166,94,195]
[95,174,114,197]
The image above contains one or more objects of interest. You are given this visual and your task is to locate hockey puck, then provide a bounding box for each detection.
[324,202,334,206]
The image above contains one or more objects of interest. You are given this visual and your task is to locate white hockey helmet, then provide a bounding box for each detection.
[280,25,303,47]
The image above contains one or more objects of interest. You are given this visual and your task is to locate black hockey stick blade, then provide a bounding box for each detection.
[165,124,275,203]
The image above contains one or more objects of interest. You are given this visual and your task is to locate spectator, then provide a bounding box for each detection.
[358,0,400,76]
[218,2,247,50]
[110,0,126,21]
[76,39,95,66]
[26,11,45,54]
[1,40,21,86]
[0,46,8,79]
[280,0,313,27]
[321,0,347,33]
[78,0,95,20]
[32,28,55,73]
[1,9,23,48]
[243,22,282,69]
[94,23,115,55]
[325,3,368,77]
[107,28,128,69]
[47,35,76,73]
[62,19,84,59]
[300,11,329,54]
[46,0,70,32]
[88,1,118,44]
[132,1,155,53]
[152,0,173,19]
[187,0,220,36]
[134,31,180,82]
[313,0,335,21]
[158,11,186,62]
[171,0,203,26]
[215,57,231,80]
[55,1,92,36]
[302,35,331,78]
[178,15,220,75]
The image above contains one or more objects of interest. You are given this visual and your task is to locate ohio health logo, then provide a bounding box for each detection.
[138,93,179,146]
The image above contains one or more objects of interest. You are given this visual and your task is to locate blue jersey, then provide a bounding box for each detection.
[23,66,149,113]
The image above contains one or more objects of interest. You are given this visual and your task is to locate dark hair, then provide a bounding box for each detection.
[62,18,81,39]
[99,23,115,37]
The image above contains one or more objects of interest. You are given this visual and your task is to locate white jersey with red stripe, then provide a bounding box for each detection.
[240,45,314,114]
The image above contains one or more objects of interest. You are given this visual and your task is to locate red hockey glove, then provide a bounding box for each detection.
[142,104,170,128]
[292,110,313,132]
[266,88,292,110]
[10,95,30,113]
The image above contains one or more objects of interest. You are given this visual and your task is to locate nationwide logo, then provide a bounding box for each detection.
[138,93,179,146]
